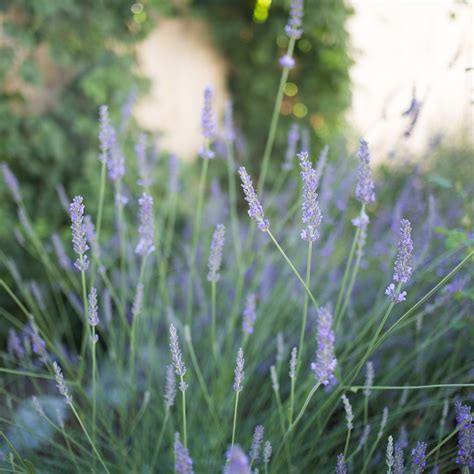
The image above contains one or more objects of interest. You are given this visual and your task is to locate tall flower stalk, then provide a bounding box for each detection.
[231,348,245,449]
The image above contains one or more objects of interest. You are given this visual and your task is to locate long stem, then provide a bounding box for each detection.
[91,160,107,286]
[92,328,97,463]
[180,383,187,448]
[338,243,363,324]
[78,260,88,380]
[211,281,218,360]
[231,391,240,449]
[286,382,320,435]
[70,404,110,474]
[266,230,319,311]
[343,427,352,459]
[257,37,296,197]
[149,409,169,472]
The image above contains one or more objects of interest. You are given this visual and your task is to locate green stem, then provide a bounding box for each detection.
[211,281,218,360]
[180,381,187,448]
[231,391,240,449]
[286,383,320,436]
[149,409,169,472]
[92,328,97,462]
[343,428,352,459]
[70,404,110,474]
[425,425,462,460]
[346,383,474,391]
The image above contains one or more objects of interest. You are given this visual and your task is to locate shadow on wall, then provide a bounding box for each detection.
[135,16,229,161]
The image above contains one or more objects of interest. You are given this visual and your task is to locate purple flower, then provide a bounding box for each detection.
[238,167,269,232]
[411,441,427,473]
[335,454,347,474]
[311,306,337,386]
[224,445,250,474]
[282,124,299,171]
[98,105,115,163]
[242,293,257,335]
[135,193,155,257]
[279,54,295,69]
[394,443,405,474]
[385,219,413,303]
[289,346,297,379]
[69,196,89,272]
[207,224,225,282]
[1,163,21,203]
[169,324,187,391]
[107,137,125,182]
[455,401,473,468]
[233,347,245,393]
[263,441,272,465]
[284,0,304,39]
[249,425,264,462]
[174,432,193,474]
[53,361,72,405]
[7,329,24,359]
[199,85,216,159]
[299,151,322,242]
[355,139,375,204]
[88,287,99,341]
[165,365,177,408]
[51,233,71,270]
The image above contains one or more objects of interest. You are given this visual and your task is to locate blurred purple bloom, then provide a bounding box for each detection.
[242,293,256,335]
[207,224,225,282]
[56,184,70,212]
[335,454,347,474]
[455,401,473,468]
[355,139,375,204]
[1,163,21,203]
[135,193,155,257]
[224,445,250,474]
[279,54,295,69]
[233,347,245,393]
[311,307,337,386]
[299,151,322,242]
[249,425,264,462]
[199,85,216,158]
[263,441,272,465]
[411,441,427,473]
[7,329,24,359]
[165,365,177,408]
[88,287,99,329]
[282,124,299,171]
[107,137,125,182]
[239,167,269,232]
[174,432,193,474]
[69,196,89,272]
[51,233,72,270]
[53,361,72,405]
[394,444,405,474]
[30,281,46,311]
[99,105,115,163]
[284,0,304,39]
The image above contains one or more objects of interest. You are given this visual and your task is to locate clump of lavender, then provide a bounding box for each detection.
[238,167,269,232]
[169,324,188,392]
[455,401,473,469]
[341,394,354,430]
[53,361,72,405]
[233,347,245,393]
[242,293,257,335]
[284,0,304,39]
[393,443,405,474]
[336,454,347,474]
[7,329,24,359]
[199,85,216,159]
[98,105,115,163]
[1,162,22,203]
[311,306,337,386]
[263,441,272,465]
[164,365,177,409]
[135,193,155,257]
[88,287,99,343]
[69,196,89,271]
[385,219,413,303]
[207,224,225,282]
[174,433,193,474]
[282,124,299,171]
[249,425,264,463]
[355,139,375,204]
[225,445,250,474]
[299,151,322,242]
[411,441,427,473]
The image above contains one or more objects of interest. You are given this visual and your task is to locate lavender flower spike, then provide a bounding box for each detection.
[249,425,264,462]
[341,394,354,430]
[1,163,22,202]
[385,219,413,303]
[285,0,304,39]
[174,432,194,474]
[207,224,225,282]
[394,444,405,474]
[263,441,272,465]
[135,193,155,257]
[289,347,297,379]
[7,329,24,359]
[98,105,114,163]
[165,365,177,408]
[455,401,473,468]
[69,196,90,271]
[242,293,257,335]
[233,347,245,393]
[88,287,99,343]
[238,167,269,232]
[363,361,374,397]
[225,445,250,474]
[199,85,216,159]
[411,441,427,473]
[53,361,72,405]
[299,151,322,242]
[169,324,188,391]
[311,306,337,386]
[335,454,347,474]
[282,124,299,171]
[355,139,376,204]
[52,233,71,270]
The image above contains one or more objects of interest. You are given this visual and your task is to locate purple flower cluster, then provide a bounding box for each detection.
[233,347,245,393]
[224,445,250,474]
[263,441,272,465]
[1,163,22,203]
[69,196,90,271]
[199,85,216,159]
[411,441,427,473]
[455,401,473,468]
[135,193,155,257]
[174,433,193,474]
[385,219,413,303]
[7,329,24,359]
[107,141,125,182]
[52,233,71,270]
[242,293,256,335]
[53,361,72,405]
[335,454,347,474]
[279,54,295,69]
[88,287,99,343]
[207,224,225,282]
[284,0,304,39]
[165,365,177,409]
[249,425,264,462]
[169,324,187,391]
[355,139,376,204]
[311,307,337,386]
[393,444,405,474]
[282,124,299,171]
[238,167,269,232]
[299,151,322,242]
[98,105,115,164]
